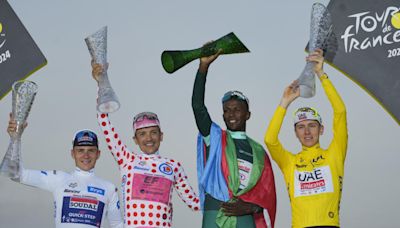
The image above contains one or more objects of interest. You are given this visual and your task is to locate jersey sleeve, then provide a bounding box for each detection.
[106,187,124,228]
[192,70,213,138]
[321,77,348,161]
[97,112,134,168]
[173,162,200,211]
[19,168,64,192]
[264,106,295,171]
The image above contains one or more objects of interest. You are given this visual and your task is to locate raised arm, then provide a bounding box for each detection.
[307,49,348,159]
[97,112,133,169]
[6,115,61,191]
[264,81,299,170]
[92,62,134,167]
[321,77,347,159]
[191,46,222,137]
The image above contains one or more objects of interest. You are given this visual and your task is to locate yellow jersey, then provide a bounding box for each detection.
[265,77,347,228]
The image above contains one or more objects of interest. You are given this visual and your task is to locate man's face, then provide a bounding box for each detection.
[295,120,324,147]
[71,146,100,171]
[133,126,163,154]
[222,99,250,131]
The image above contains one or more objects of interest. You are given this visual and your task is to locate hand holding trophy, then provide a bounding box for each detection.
[161,32,250,74]
[85,26,120,113]
[0,80,38,180]
[298,3,332,98]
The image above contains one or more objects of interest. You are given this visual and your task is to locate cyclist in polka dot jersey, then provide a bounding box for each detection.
[92,63,200,228]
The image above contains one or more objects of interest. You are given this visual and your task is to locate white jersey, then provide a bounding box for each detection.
[97,113,200,228]
[18,167,123,228]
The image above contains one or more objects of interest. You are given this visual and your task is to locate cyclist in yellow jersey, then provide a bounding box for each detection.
[264,49,347,228]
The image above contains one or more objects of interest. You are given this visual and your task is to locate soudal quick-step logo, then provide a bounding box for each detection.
[0,22,11,64]
[69,197,99,212]
[341,6,400,55]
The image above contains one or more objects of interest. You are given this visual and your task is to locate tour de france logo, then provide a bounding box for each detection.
[0,22,6,49]
[0,21,11,64]
[340,7,400,58]
[391,11,400,29]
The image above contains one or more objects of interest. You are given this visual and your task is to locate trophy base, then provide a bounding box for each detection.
[97,100,120,113]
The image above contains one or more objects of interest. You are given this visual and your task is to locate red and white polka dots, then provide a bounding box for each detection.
[97,113,200,227]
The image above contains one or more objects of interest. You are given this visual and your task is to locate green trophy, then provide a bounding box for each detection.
[161,32,250,74]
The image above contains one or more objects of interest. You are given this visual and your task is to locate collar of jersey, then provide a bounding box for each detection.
[139,150,160,157]
[227,130,247,140]
[74,167,95,176]
[301,143,321,152]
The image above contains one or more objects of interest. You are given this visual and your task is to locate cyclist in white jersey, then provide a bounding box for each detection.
[5,116,123,228]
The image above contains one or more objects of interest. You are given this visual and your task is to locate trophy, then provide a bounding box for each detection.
[161,32,250,74]
[85,26,120,113]
[298,3,333,98]
[0,80,38,180]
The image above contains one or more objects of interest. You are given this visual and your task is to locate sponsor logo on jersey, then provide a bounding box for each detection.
[295,164,308,168]
[88,186,105,196]
[64,189,80,194]
[69,197,99,211]
[294,166,334,197]
[122,175,127,186]
[133,165,150,171]
[69,182,78,188]
[238,149,253,157]
[41,171,48,175]
[132,173,173,204]
[159,163,173,175]
[61,196,104,227]
[311,155,325,166]
[139,161,146,166]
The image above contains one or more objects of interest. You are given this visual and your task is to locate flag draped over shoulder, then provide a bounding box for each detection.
[197,122,276,228]
[323,0,400,124]
[0,0,46,100]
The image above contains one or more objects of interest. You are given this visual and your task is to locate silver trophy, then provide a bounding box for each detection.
[0,80,38,180]
[85,26,120,113]
[298,3,333,98]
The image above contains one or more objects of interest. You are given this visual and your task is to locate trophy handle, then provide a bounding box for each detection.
[161,49,201,74]
[96,71,121,113]
[298,62,316,98]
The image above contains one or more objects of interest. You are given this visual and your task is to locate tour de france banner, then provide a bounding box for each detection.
[0,0,47,100]
[324,0,400,124]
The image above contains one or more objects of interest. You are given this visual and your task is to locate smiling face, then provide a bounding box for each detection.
[294,120,324,147]
[133,126,163,154]
[71,146,100,171]
[222,99,250,131]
